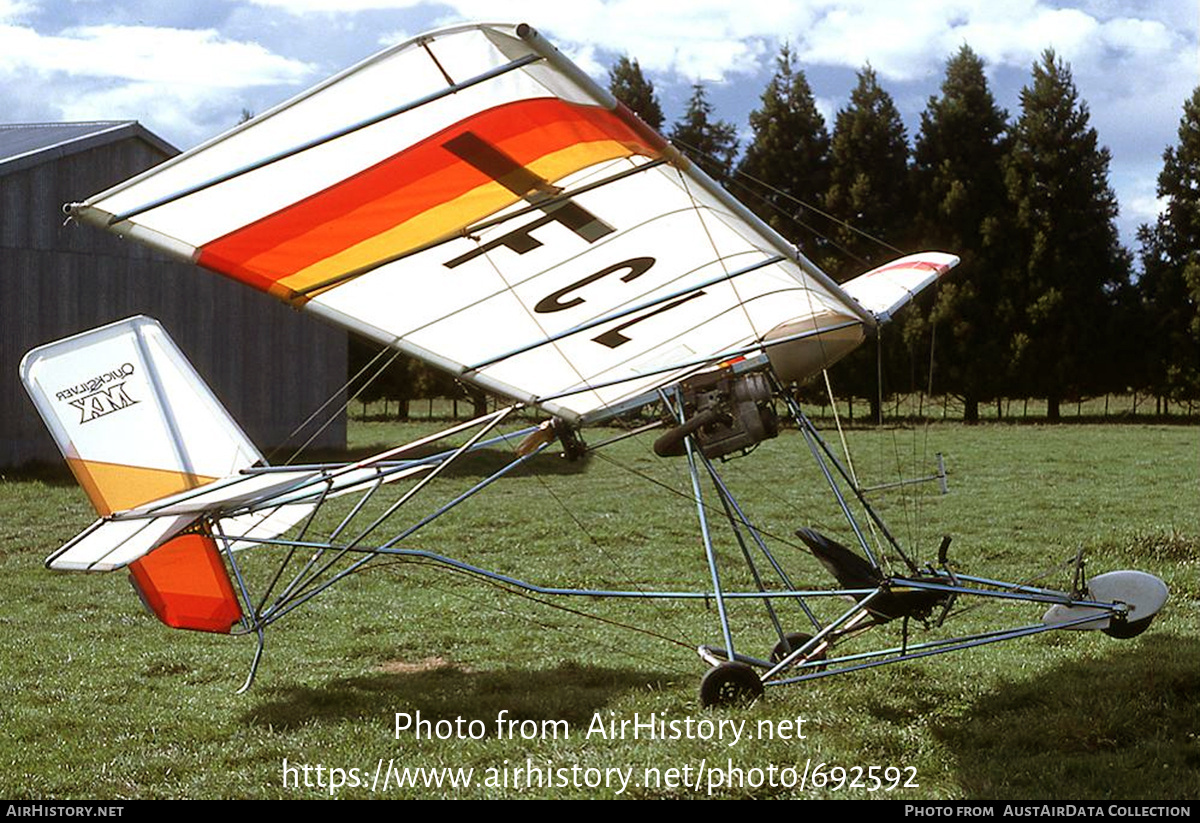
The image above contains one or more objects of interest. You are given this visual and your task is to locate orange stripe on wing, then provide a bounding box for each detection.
[197,98,663,300]
[273,139,639,296]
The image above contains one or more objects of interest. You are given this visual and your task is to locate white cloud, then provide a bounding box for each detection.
[249,0,424,11]
[242,0,1197,102]
[0,20,315,144]
[252,0,806,81]
[1123,179,1167,236]
[0,24,313,86]
[55,82,225,146]
[0,0,31,21]
[2,0,1192,248]
[72,25,313,87]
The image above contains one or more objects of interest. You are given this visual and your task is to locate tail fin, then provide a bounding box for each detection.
[20,316,262,516]
[23,317,259,632]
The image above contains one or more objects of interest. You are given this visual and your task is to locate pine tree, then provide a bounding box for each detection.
[823,66,911,420]
[735,45,830,253]
[1004,50,1130,420]
[1136,86,1200,408]
[608,56,664,132]
[824,65,911,281]
[669,83,739,184]
[912,45,1013,421]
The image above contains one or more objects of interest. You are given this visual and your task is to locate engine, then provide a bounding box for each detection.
[654,369,779,459]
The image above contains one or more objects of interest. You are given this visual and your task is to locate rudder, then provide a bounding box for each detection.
[20,316,262,516]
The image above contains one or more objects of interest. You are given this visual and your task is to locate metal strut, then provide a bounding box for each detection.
[781,390,919,574]
[213,518,267,694]
[696,450,823,645]
[682,409,738,661]
[193,390,1150,697]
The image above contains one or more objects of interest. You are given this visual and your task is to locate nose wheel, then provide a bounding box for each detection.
[1043,570,1169,635]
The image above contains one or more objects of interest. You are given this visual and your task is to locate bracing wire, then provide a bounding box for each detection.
[695,148,907,263]
[266,342,407,466]
[247,133,942,660]
[509,430,708,648]
[665,137,919,574]
[701,143,944,572]
[361,557,694,658]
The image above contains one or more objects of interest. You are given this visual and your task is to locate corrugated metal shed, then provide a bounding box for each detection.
[1,121,347,467]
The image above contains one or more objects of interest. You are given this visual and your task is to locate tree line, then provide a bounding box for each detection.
[614,46,1200,422]
[353,46,1200,423]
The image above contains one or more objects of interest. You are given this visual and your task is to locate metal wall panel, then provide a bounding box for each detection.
[1,126,347,468]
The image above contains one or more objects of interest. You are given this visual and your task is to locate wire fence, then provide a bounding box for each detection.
[348,393,1200,424]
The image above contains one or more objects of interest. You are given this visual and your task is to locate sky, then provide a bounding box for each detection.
[1,0,1196,252]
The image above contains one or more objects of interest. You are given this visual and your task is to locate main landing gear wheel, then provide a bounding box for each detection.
[699,662,764,708]
[769,632,828,671]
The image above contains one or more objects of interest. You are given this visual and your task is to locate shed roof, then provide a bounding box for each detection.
[0,121,176,177]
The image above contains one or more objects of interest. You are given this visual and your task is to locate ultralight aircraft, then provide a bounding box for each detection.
[21,23,1168,705]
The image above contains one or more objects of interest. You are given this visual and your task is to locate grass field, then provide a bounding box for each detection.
[1,418,1196,799]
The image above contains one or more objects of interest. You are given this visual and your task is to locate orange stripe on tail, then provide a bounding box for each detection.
[66,457,215,517]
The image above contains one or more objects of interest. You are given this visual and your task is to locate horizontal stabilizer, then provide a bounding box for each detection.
[44,443,434,571]
[44,504,317,572]
[841,252,959,322]
[118,462,430,519]
[46,515,196,572]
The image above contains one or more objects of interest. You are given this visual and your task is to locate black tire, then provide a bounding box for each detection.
[769,632,828,670]
[1103,615,1154,639]
[699,662,764,708]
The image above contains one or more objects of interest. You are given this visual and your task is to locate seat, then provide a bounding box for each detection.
[795,528,947,624]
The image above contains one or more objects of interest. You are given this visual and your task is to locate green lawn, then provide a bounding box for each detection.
[1,419,1196,799]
